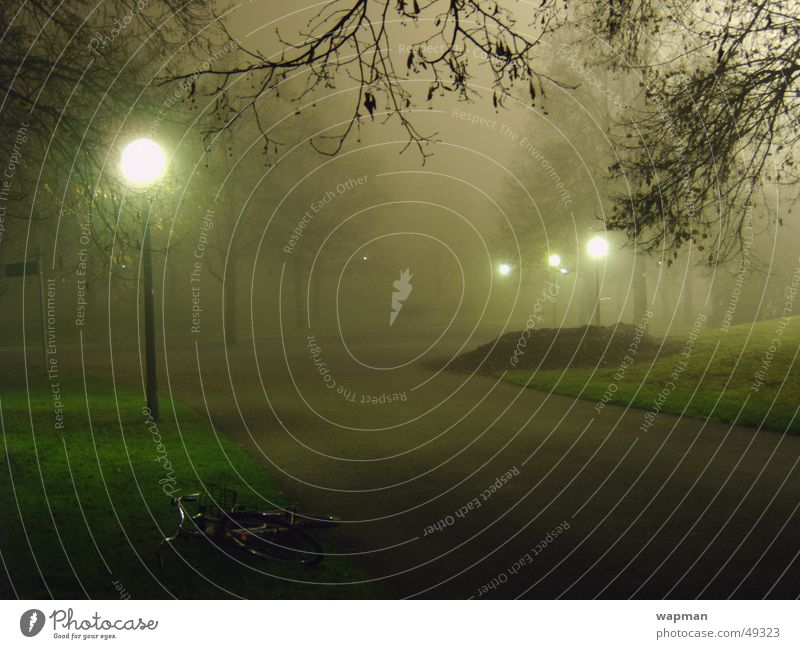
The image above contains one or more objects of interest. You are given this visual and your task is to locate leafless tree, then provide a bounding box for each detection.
[0,0,226,268]
[590,0,800,263]
[171,0,572,161]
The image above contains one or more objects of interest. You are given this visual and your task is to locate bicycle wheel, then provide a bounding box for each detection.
[225,514,324,567]
[291,515,340,530]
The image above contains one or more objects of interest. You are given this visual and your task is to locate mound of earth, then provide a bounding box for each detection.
[439,323,680,374]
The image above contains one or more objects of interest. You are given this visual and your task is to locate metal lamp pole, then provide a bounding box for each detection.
[548,254,560,328]
[142,221,159,421]
[587,236,608,327]
[120,138,167,422]
[594,263,601,326]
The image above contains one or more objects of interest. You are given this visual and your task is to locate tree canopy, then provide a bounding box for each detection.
[593,0,799,262]
[0,0,226,269]
[179,0,799,263]
[3,1,796,266]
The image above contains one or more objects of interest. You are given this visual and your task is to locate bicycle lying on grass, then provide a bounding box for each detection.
[157,485,339,569]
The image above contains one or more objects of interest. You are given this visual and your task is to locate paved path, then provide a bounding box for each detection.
[7,330,799,598]
[156,331,800,598]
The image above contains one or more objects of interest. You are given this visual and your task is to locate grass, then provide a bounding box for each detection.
[504,316,800,434]
[0,376,383,599]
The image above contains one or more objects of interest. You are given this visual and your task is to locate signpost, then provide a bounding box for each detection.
[5,261,40,278]
[4,259,47,373]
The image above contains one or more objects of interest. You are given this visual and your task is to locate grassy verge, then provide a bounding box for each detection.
[504,317,800,434]
[0,377,383,599]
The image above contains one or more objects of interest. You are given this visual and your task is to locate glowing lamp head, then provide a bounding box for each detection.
[587,235,609,259]
[120,138,167,186]
[548,253,561,268]
[498,263,512,276]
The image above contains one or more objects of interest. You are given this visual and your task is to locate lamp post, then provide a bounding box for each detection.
[120,138,167,422]
[586,235,608,326]
[548,253,560,328]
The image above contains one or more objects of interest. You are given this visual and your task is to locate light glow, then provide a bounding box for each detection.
[120,138,167,186]
[587,235,609,259]
[498,263,512,276]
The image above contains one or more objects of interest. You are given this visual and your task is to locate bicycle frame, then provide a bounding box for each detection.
[157,493,207,569]
[157,492,288,568]
[157,488,338,569]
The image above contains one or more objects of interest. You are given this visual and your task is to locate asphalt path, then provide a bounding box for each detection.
[6,327,799,599]
[152,329,800,599]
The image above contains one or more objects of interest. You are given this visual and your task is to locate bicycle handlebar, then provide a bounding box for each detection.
[171,493,200,507]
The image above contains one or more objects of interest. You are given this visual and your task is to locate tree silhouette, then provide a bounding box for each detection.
[172,0,571,161]
[0,0,225,262]
[592,0,799,263]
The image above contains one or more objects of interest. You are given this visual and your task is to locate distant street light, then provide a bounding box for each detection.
[586,235,608,326]
[548,253,561,327]
[120,138,167,422]
[498,262,512,276]
[587,235,609,259]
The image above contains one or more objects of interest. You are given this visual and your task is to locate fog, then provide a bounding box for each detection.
[2,0,799,604]
[2,3,793,346]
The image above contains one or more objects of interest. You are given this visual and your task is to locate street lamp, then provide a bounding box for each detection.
[587,235,608,259]
[120,138,167,422]
[586,235,608,326]
[548,253,561,327]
